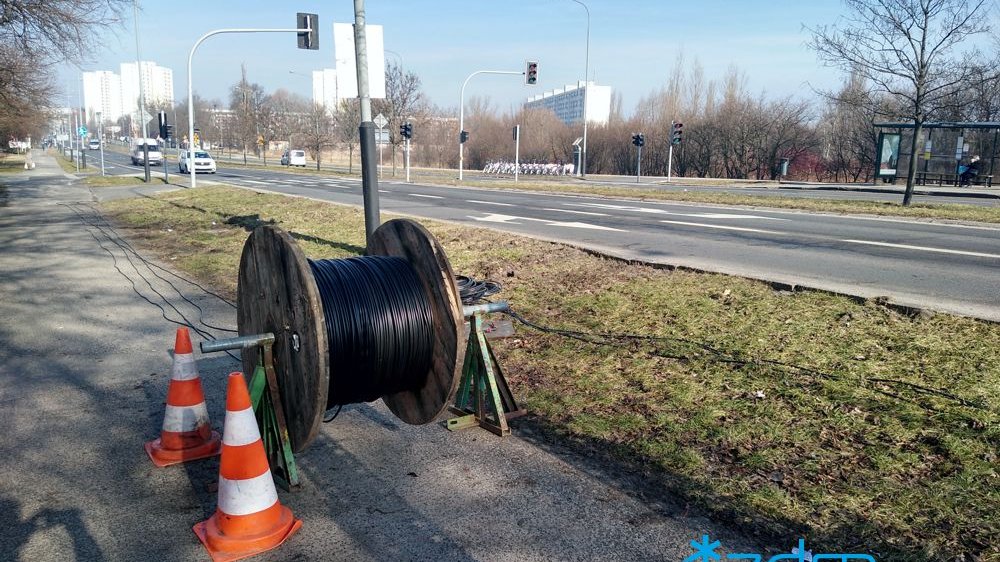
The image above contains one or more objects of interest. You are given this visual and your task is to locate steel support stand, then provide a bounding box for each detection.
[201,333,300,491]
[447,312,525,436]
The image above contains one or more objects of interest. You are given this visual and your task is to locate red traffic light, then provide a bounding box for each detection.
[525,61,538,85]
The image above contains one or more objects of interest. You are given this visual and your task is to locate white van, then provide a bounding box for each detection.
[281,149,307,167]
[88,139,101,150]
[131,138,163,166]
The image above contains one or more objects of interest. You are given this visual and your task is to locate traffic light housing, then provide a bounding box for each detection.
[671,121,683,145]
[632,133,645,147]
[400,122,413,140]
[164,125,174,140]
[297,13,319,50]
[525,60,538,85]
[460,130,469,144]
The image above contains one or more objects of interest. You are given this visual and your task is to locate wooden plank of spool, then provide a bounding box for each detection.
[237,226,329,453]
[368,218,465,425]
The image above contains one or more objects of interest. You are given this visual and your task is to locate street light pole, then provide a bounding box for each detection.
[97,111,106,176]
[569,0,590,177]
[459,69,523,182]
[133,0,150,183]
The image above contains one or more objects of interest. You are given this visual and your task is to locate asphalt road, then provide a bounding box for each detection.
[91,149,1000,321]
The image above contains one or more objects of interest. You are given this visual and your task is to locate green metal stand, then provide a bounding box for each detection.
[448,313,526,436]
[248,345,300,491]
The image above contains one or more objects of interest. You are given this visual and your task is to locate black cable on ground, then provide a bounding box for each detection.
[63,203,239,361]
[502,308,987,412]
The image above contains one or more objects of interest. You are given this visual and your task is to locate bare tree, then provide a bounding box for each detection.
[810,0,995,205]
[298,103,335,171]
[332,99,361,173]
[228,65,266,165]
[0,0,129,141]
[373,63,426,175]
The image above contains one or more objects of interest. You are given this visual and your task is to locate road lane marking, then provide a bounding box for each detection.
[466,199,515,206]
[841,239,1000,260]
[659,220,786,235]
[408,193,442,199]
[378,189,389,193]
[467,213,625,232]
[542,208,609,216]
[666,212,787,220]
[568,202,786,220]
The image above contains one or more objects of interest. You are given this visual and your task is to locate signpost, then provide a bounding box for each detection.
[374,112,388,178]
[513,125,520,183]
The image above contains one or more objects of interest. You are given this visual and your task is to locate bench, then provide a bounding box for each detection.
[916,172,993,188]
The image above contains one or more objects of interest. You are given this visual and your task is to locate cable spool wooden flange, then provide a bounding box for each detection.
[237,219,465,453]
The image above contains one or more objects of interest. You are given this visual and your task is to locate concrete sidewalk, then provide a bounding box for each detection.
[0,152,764,561]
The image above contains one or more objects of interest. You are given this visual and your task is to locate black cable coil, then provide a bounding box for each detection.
[309,256,435,407]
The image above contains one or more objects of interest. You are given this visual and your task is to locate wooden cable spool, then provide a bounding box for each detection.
[236,219,465,452]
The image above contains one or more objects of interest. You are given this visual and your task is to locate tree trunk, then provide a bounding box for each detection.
[902,119,922,206]
[349,146,354,174]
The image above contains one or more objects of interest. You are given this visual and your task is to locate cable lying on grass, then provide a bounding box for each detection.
[497,306,988,414]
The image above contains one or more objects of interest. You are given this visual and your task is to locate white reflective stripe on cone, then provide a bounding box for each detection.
[162,402,211,433]
[218,472,279,516]
[171,354,200,381]
[223,406,261,447]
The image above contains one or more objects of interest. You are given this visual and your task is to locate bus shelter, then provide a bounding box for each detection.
[873,121,998,187]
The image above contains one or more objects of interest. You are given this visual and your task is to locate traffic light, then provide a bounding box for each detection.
[297,13,319,50]
[525,60,538,85]
[400,122,413,140]
[157,111,167,138]
[460,130,469,144]
[632,133,644,147]
[671,121,683,145]
[164,125,174,140]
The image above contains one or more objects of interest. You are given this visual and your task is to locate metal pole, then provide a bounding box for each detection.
[405,137,411,183]
[570,0,590,177]
[459,69,523,182]
[72,104,80,172]
[667,144,673,181]
[514,124,520,183]
[636,144,641,183]
[97,112,106,176]
[186,27,307,189]
[378,124,383,178]
[354,0,380,247]
[133,0,150,183]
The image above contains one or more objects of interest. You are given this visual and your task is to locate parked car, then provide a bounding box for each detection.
[178,150,217,174]
[130,139,163,166]
[88,139,101,150]
[281,149,307,167]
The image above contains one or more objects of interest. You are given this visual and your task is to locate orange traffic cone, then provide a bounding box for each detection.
[145,327,221,467]
[193,372,301,562]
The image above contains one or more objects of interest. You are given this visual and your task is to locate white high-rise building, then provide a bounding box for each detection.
[82,70,123,123]
[120,61,175,114]
[525,81,612,126]
[312,69,339,109]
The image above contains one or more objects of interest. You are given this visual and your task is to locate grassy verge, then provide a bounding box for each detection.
[83,175,169,187]
[0,152,27,173]
[47,149,85,174]
[100,186,999,561]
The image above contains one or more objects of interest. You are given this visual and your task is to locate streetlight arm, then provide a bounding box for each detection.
[458,69,523,181]
[186,27,308,188]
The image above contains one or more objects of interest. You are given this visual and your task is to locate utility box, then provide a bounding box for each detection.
[780,158,790,177]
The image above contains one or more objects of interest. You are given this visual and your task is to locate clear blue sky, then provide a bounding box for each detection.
[60,1,885,113]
